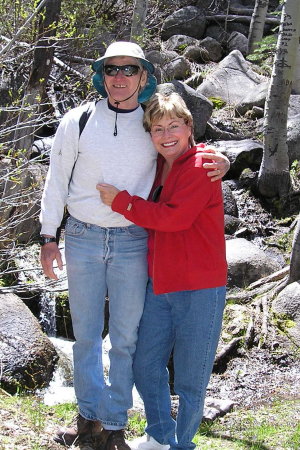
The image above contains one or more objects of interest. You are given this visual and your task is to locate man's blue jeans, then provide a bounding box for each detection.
[65,215,148,429]
[133,280,226,449]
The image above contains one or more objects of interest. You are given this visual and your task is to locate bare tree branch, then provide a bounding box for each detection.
[0,0,48,57]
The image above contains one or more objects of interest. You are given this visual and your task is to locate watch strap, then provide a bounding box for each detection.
[40,236,57,246]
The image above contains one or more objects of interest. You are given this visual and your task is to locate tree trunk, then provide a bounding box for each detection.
[257,0,300,198]
[13,0,62,158]
[130,0,148,44]
[288,214,300,283]
[248,0,270,54]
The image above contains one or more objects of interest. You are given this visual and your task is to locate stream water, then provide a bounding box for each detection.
[41,334,144,412]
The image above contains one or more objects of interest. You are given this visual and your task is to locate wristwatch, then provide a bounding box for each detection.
[40,236,57,246]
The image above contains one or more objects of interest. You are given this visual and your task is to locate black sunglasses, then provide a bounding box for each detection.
[104,64,141,77]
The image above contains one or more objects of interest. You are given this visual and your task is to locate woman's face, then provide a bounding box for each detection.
[150,115,192,163]
[104,56,147,109]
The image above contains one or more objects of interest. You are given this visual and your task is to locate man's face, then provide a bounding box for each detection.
[104,56,147,109]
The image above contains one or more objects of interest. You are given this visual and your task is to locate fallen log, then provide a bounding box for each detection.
[207,14,280,26]
[213,336,243,373]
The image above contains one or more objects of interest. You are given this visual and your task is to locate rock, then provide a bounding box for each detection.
[226,238,283,288]
[287,113,300,163]
[31,136,54,157]
[161,6,206,41]
[245,106,264,119]
[273,282,300,321]
[183,45,210,64]
[225,214,241,235]
[205,25,229,45]
[235,81,269,115]
[273,281,300,346]
[199,36,223,62]
[162,56,191,81]
[197,50,267,105]
[203,397,235,421]
[146,49,178,66]
[227,31,249,56]
[157,80,213,140]
[288,94,300,117]
[225,22,250,37]
[145,49,178,84]
[163,35,199,53]
[213,139,263,178]
[0,293,58,394]
[223,182,238,217]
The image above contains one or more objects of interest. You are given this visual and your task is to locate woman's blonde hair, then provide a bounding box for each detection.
[143,92,196,147]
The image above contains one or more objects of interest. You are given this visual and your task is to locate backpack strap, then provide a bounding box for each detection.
[57,100,98,243]
[79,100,97,137]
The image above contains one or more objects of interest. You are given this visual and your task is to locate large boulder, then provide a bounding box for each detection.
[288,95,300,118]
[272,281,300,346]
[146,49,178,67]
[235,82,269,115]
[226,238,283,288]
[183,45,210,64]
[197,50,267,105]
[161,7,206,41]
[287,114,300,163]
[227,31,249,56]
[0,293,58,393]
[157,80,213,140]
[162,56,192,81]
[198,36,223,62]
[223,182,238,217]
[213,139,263,178]
[205,25,229,46]
[163,35,200,53]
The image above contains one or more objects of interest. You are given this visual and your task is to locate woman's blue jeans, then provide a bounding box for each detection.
[133,280,226,449]
[65,215,148,429]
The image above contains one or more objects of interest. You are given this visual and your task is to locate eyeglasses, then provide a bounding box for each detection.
[151,123,187,136]
[104,65,141,77]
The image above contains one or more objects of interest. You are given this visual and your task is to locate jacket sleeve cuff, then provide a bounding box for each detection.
[112,191,133,215]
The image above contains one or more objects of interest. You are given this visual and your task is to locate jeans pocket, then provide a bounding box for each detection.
[65,216,86,236]
[126,225,148,239]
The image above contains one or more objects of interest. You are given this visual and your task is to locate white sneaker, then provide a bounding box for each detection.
[129,434,170,450]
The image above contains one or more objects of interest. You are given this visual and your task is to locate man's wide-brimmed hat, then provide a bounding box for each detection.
[92,41,157,103]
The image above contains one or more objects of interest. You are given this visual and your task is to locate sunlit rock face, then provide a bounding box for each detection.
[0,292,58,394]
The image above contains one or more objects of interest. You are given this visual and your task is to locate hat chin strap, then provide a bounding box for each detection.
[104,72,144,136]
[104,71,144,106]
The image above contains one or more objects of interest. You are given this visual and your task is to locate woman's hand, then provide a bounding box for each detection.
[201,147,230,182]
[97,183,120,206]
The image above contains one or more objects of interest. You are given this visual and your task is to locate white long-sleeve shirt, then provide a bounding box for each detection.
[40,100,157,236]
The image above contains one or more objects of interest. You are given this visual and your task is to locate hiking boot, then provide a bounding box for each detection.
[78,418,103,449]
[53,414,102,447]
[53,415,79,446]
[98,429,131,450]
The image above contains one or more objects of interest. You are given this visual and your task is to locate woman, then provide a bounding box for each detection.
[97,92,227,450]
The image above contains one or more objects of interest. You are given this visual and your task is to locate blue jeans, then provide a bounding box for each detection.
[133,280,226,450]
[65,215,148,429]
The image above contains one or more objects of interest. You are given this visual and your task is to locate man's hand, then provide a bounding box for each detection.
[97,183,120,207]
[40,242,63,280]
[201,148,230,182]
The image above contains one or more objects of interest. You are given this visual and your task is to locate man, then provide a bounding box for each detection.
[40,41,229,450]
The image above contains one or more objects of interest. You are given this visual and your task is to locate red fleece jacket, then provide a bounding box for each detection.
[112,145,227,294]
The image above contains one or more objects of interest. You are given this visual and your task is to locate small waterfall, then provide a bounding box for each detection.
[39,291,57,337]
